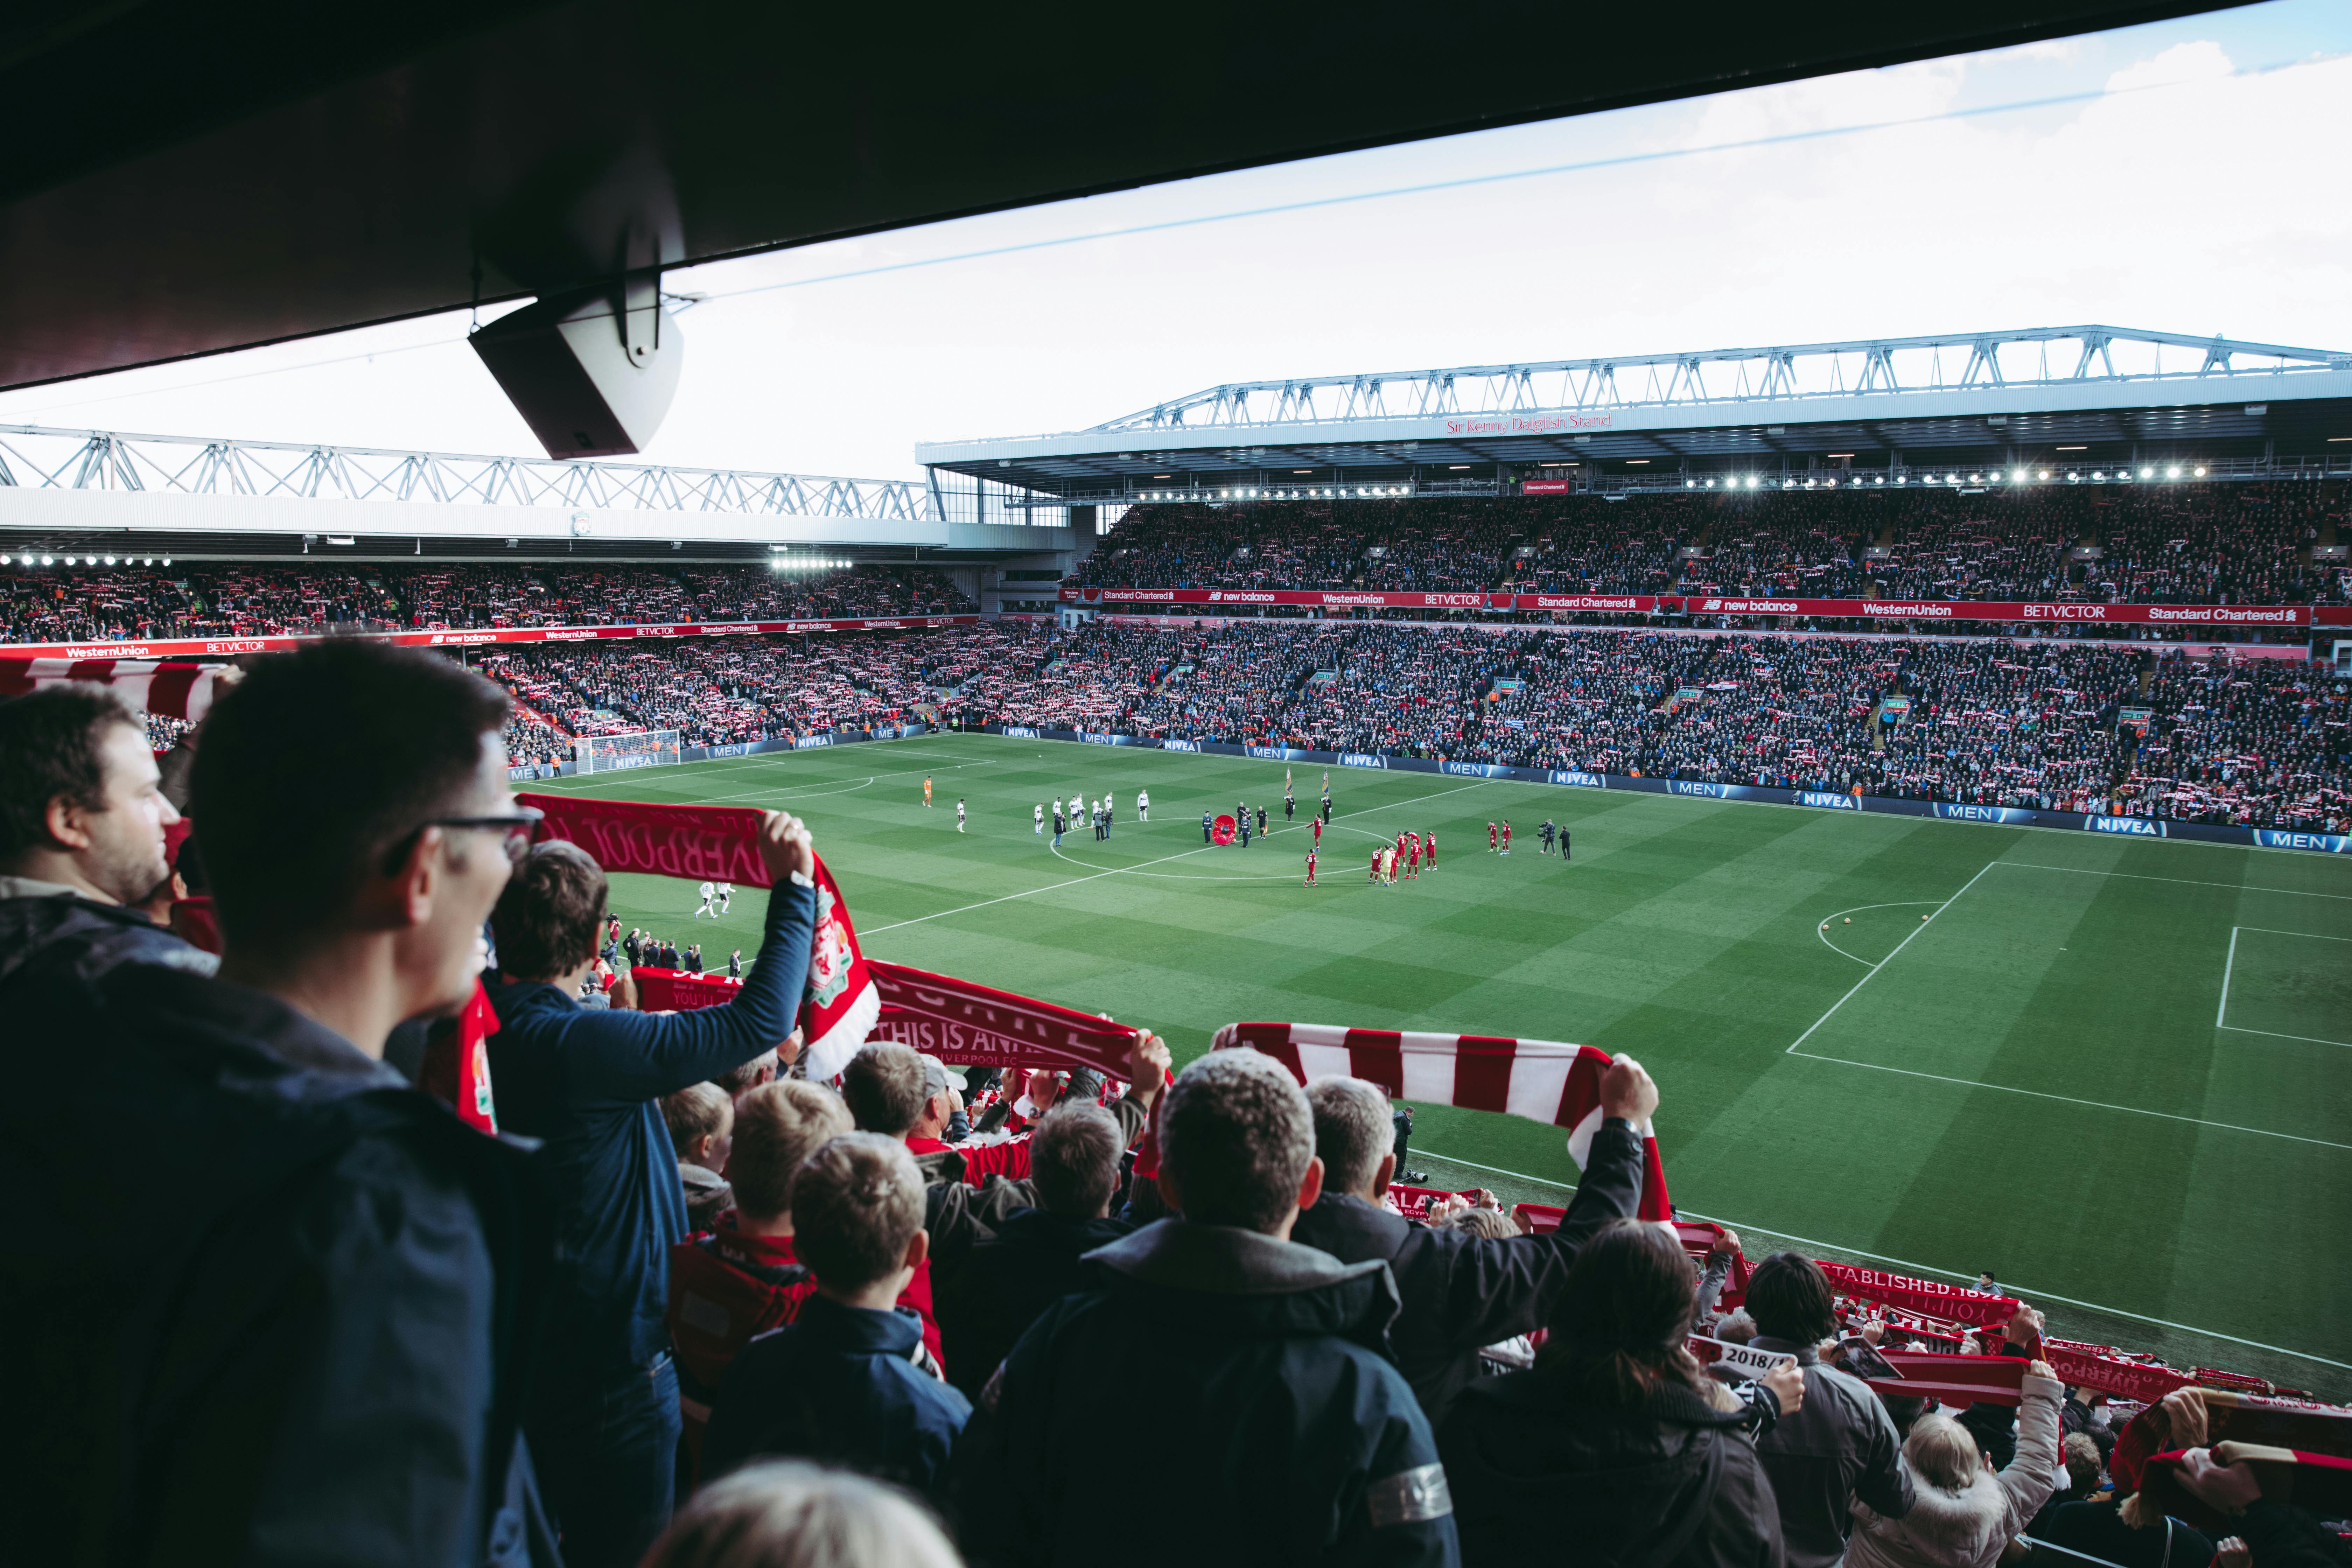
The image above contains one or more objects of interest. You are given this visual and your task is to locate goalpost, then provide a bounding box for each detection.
[573,730,684,774]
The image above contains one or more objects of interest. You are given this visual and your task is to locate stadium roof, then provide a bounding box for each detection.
[916,326,2352,500]
[0,0,2246,394]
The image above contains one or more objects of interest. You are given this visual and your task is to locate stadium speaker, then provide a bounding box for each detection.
[470,278,683,458]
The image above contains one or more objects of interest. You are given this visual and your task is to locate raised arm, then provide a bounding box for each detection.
[1432,1056,1656,1350]
[562,814,820,1101]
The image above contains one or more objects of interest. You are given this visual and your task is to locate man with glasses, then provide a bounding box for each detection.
[2,638,562,1567]
[486,803,818,1568]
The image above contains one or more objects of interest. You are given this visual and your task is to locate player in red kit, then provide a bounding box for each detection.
[1424,830,1437,867]
[1303,848,1319,888]
[1369,845,1382,883]
[1311,814,1322,850]
[1500,819,1513,855]
[1405,832,1421,878]
[1488,821,1498,853]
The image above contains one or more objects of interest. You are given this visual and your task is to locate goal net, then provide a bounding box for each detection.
[573,730,683,774]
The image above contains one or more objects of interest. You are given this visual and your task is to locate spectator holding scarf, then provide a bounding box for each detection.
[487,813,817,1568]
[1437,1217,1785,1568]
[1290,1066,1653,1424]
[1742,1252,1915,1568]
[1,639,559,1567]
[952,1047,1456,1566]
[1843,1356,2064,1568]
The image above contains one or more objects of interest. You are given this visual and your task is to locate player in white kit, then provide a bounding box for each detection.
[1137,788,1149,822]
[693,880,716,917]
[1034,803,1044,835]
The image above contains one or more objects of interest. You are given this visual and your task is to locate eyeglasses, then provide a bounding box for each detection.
[410,808,545,867]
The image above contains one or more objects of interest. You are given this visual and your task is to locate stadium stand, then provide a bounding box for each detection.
[1073,486,2352,608]
[464,617,2349,829]
[0,561,975,641]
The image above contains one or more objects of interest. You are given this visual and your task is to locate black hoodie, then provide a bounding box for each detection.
[1439,1369,1784,1568]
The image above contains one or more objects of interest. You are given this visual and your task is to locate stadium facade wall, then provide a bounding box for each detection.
[978,725,2351,856]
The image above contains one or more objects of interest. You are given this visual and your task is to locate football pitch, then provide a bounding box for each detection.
[531,731,2352,1393]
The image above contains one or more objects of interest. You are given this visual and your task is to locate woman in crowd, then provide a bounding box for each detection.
[1437,1218,1788,1568]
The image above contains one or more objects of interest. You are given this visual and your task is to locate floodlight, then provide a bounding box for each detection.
[2193,465,2207,477]
[2068,472,2079,482]
[2141,467,2154,478]
[2166,466,2181,479]
[2038,470,2050,480]
[1945,474,1958,484]
[1686,479,1696,488]
[41,555,54,566]
[2091,471,2104,481]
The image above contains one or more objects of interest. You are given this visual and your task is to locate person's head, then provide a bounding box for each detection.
[729,1080,855,1226]
[791,1132,927,1301]
[1905,1413,1987,1492]
[1744,1251,1839,1344]
[1538,1217,1705,1406]
[1977,1271,1997,1291]
[1155,1048,1321,1235]
[909,1056,955,1139]
[1030,1102,1123,1218]
[839,1043,929,1138]
[1714,1308,1759,1345]
[664,1082,734,1172]
[490,841,607,982]
[1446,1206,1518,1241]
[639,1461,959,1568]
[1304,1076,1396,1202]
[0,683,177,903]
[2061,1433,2104,1498]
[191,640,516,1016]
[715,1048,779,1106]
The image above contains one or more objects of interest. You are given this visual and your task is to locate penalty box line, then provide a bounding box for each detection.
[2217,925,2352,1049]
[1406,1145,2352,1372]
[1782,861,2352,1151]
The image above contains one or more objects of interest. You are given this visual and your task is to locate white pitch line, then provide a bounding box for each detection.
[2002,863,2352,901]
[2218,926,2241,1029]
[2218,1025,2352,1050]
[1815,902,1945,965]
[1784,1051,2352,1150]
[1406,1145,2352,1370]
[1784,859,2004,1054]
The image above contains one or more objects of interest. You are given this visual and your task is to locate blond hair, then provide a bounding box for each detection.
[641,1461,959,1568]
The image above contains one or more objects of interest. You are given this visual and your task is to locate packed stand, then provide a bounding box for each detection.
[1074,484,2351,606]
[0,561,975,644]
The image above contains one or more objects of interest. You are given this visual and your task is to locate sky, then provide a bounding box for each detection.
[2,0,2347,482]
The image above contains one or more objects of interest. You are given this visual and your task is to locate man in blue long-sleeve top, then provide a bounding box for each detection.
[486,811,818,1568]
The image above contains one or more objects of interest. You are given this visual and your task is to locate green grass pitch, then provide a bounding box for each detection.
[529,731,2352,1394]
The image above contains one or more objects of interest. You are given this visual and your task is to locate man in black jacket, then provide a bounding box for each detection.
[1744,1252,1914,1568]
[0,682,216,995]
[934,1100,1133,1402]
[0,639,559,1567]
[951,1047,1456,1566]
[1289,1062,1655,1424]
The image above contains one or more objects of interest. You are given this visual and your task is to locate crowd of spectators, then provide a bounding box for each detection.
[462,614,2348,829]
[0,561,975,643]
[3,642,2345,1568]
[969,621,2346,828]
[1073,485,2352,607]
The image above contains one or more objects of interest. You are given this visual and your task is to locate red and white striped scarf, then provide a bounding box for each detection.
[0,656,226,720]
[1210,1022,1671,1220]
